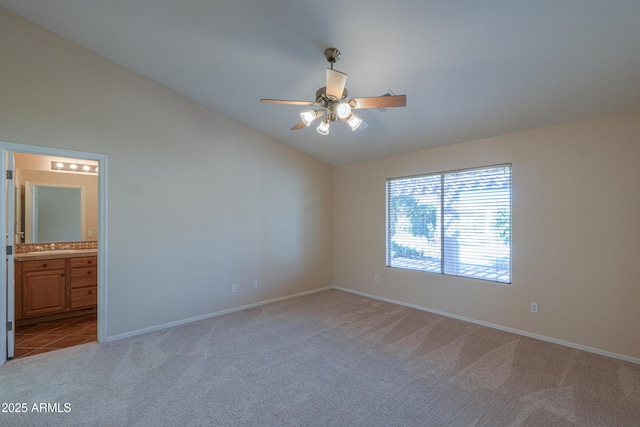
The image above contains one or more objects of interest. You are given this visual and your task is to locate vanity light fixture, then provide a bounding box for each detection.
[51,161,98,174]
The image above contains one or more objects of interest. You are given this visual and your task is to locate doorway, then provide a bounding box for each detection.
[1,142,107,366]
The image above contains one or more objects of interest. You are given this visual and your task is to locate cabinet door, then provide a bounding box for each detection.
[22,270,67,317]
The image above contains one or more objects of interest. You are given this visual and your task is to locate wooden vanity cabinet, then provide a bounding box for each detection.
[19,259,67,317]
[15,255,98,325]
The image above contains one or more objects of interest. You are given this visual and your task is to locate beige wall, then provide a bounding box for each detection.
[0,8,333,338]
[334,109,640,360]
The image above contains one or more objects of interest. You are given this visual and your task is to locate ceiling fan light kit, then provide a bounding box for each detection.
[336,102,351,119]
[347,114,363,131]
[317,119,330,135]
[260,48,406,136]
[300,110,319,126]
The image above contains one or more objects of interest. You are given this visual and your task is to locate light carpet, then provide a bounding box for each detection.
[1,289,639,426]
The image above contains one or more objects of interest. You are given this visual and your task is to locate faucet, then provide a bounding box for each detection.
[50,243,56,251]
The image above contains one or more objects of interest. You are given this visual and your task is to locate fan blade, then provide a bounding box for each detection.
[326,69,348,99]
[291,121,307,130]
[349,95,406,109]
[260,99,319,106]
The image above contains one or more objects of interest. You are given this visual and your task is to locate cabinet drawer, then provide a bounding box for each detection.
[70,267,97,288]
[21,259,67,272]
[71,286,97,308]
[70,256,97,268]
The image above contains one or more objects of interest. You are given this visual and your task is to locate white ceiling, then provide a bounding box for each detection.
[2,0,640,166]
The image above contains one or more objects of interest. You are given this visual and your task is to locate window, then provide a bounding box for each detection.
[386,165,511,283]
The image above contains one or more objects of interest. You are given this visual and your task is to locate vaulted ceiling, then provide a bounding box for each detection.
[2,0,640,166]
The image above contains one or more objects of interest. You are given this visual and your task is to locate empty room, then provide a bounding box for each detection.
[1,1,639,426]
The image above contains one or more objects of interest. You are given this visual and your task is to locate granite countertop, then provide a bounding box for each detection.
[14,249,98,261]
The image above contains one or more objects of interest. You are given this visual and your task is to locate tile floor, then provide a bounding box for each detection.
[13,313,97,359]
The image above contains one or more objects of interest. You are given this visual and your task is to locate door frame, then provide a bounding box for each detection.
[1,141,107,366]
[6,152,15,358]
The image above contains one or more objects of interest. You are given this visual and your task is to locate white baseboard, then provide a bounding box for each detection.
[105,286,333,343]
[333,286,640,365]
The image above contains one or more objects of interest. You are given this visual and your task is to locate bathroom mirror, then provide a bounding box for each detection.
[14,153,99,245]
[24,182,86,243]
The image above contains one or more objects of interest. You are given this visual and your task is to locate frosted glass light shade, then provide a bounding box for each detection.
[336,102,351,119]
[300,110,316,126]
[317,120,330,135]
[347,115,362,131]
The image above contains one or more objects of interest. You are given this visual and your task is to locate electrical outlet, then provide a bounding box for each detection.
[374,275,380,283]
[253,280,258,289]
[530,302,539,314]
[232,284,237,293]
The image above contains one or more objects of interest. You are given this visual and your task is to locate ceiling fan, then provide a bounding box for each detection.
[260,48,407,135]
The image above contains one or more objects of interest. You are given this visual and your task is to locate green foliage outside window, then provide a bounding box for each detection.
[495,208,511,244]
[391,195,437,239]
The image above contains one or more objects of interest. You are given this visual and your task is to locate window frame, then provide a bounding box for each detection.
[386,164,512,284]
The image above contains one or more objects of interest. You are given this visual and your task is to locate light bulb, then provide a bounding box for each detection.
[347,115,363,131]
[300,110,316,126]
[336,102,351,119]
[69,164,78,170]
[55,162,64,169]
[83,165,91,172]
[317,120,330,135]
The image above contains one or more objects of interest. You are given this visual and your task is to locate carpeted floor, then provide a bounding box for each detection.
[1,289,639,426]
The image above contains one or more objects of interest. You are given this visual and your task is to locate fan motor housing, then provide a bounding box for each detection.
[315,87,349,103]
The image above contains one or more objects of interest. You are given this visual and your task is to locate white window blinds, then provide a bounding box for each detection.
[387,165,511,283]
